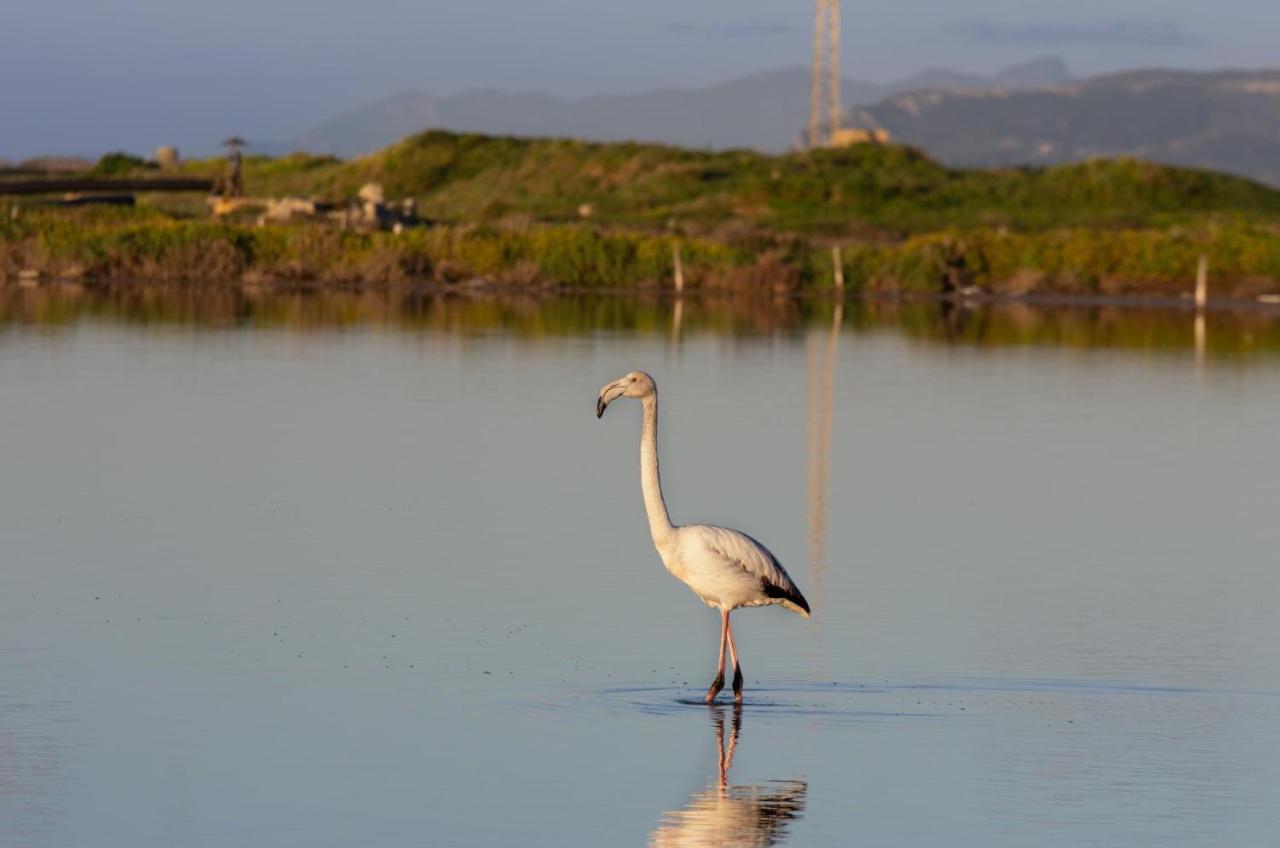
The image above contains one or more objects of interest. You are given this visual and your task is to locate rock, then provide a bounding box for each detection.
[263,197,319,222]
[154,146,181,170]
[358,183,385,204]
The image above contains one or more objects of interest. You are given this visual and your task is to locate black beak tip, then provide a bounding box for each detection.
[596,398,606,418]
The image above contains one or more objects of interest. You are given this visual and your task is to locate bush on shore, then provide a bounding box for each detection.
[3,207,1279,299]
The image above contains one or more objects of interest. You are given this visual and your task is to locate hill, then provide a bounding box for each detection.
[853,69,1280,187]
[226,130,1280,236]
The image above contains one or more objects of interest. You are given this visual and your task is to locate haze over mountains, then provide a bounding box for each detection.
[287,57,1072,156]
[281,57,1280,187]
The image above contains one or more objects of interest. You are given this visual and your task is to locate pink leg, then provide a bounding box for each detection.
[723,703,741,776]
[713,708,728,786]
[725,614,744,702]
[712,703,744,787]
[705,609,729,703]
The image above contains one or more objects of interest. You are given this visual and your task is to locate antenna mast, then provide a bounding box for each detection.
[808,0,842,148]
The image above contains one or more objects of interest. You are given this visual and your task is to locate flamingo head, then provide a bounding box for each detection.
[596,371,656,418]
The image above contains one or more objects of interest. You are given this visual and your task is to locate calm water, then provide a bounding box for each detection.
[3,288,1279,847]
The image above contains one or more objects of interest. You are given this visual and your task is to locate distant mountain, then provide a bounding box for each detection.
[851,69,1280,186]
[287,58,1071,157]
[886,57,1071,99]
[992,56,1074,89]
[288,92,444,160]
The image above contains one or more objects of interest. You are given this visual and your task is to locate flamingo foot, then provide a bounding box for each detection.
[705,672,725,704]
[732,666,744,703]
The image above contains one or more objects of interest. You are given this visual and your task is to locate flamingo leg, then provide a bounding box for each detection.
[705,609,729,703]
[725,613,744,702]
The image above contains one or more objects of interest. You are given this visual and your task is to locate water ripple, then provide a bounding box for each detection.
[534,677,1278,723]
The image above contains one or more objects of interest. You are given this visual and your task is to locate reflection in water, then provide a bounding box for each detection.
[672,295,685,349]
[650,706,807,848]
[1195,309,1207,371]
[2,284,1280,360]
[806,299,842,612]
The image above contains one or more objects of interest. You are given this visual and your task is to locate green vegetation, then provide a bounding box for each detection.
[4,206,1279,298]
[0,206,743,288]
[842,224,1280,297]
[5,131,1280,296]
[203,131,1280,236]
[89,152,155,176]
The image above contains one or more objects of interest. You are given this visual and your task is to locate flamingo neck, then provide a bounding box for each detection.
[640,393,675,547]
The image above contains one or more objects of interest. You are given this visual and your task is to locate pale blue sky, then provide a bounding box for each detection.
[3,0,1276,159]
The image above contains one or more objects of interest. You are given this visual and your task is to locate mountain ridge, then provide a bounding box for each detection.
[854,67,1280,186]
[286,57,1071,157]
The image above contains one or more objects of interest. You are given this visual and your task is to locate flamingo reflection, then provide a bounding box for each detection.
[649,705,807,847]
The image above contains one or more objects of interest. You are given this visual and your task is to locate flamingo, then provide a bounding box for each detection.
[596,371,811,703]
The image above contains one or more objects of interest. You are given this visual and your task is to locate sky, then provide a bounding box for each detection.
[3,0,1278,160]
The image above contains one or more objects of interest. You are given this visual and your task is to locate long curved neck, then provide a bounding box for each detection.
[640,393,675,547]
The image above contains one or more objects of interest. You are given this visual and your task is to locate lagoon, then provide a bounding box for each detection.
[2,288,1279,847]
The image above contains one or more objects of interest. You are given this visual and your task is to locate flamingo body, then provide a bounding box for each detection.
[661,524,809,617]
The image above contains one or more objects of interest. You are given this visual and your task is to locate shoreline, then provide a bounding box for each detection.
[6,131,1280,306]
[6,274,1280,317]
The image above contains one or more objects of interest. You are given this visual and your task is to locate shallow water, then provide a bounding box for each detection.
[2,289,1279,846]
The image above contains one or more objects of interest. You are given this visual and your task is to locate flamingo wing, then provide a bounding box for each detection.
[691,525,811,617]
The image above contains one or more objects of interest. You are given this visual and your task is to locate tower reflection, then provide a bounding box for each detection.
[806,299,842,611]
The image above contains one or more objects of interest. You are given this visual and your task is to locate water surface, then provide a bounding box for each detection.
[2,288,1278,846]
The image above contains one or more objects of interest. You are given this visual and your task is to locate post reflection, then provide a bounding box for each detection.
[671,295,685,350]
[649,705,808,848]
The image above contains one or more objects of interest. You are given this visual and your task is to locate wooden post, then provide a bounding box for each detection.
[831,245,844,292]
[1195,254,1208,309]
[672,243,684,293]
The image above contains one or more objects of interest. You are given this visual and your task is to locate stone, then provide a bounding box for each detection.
[154,146,181,170]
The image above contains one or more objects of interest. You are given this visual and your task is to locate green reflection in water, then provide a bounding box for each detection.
[3,283,1280,360]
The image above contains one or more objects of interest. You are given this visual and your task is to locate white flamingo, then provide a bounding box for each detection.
[596,371,811,703]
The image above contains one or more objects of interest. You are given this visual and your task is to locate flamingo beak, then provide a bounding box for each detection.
[596,381,625,418]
